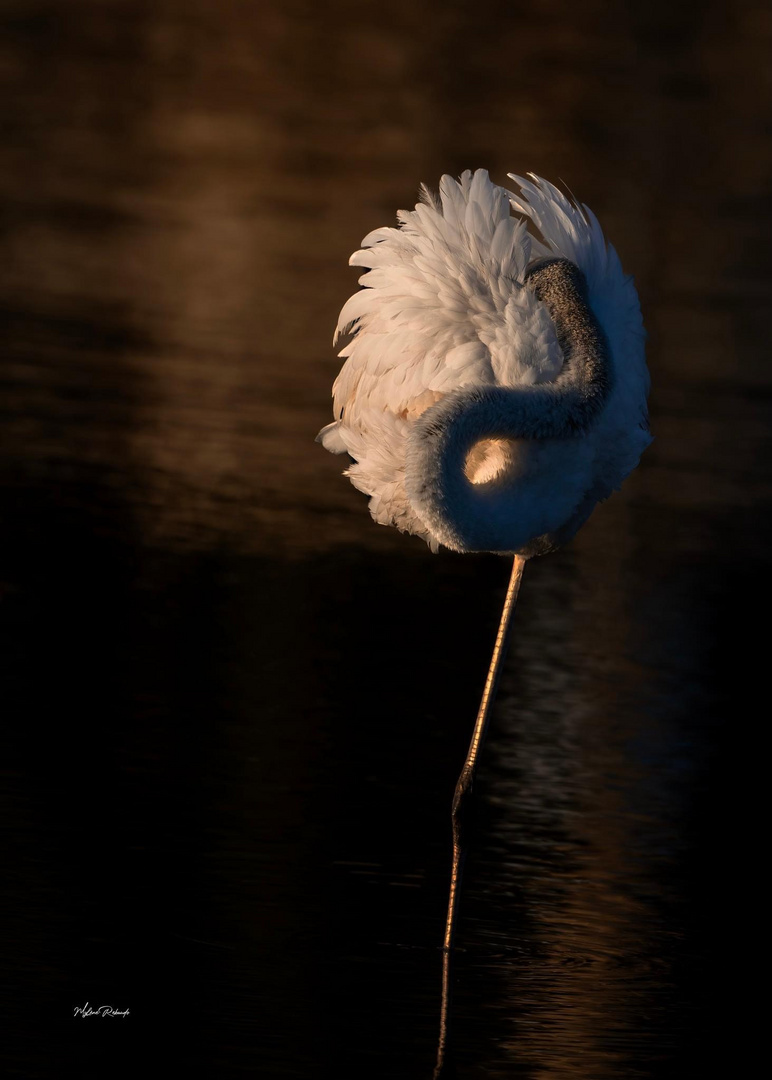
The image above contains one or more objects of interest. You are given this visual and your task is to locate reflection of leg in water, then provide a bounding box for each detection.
[433,556,526,1079]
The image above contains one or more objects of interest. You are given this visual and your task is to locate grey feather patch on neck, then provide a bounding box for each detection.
[404,258,613,554]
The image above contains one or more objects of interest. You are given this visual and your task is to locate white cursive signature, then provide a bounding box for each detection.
[73,1003,130,1018]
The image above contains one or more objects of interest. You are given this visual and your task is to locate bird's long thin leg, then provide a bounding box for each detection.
[434,554,527,1079]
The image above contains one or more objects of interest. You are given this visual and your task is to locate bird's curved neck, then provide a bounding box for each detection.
[404,259,612,553]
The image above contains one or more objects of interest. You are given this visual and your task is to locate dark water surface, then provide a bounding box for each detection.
[2,1,770,1076]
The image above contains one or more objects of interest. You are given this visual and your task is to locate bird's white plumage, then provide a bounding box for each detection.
[318,170,651,554]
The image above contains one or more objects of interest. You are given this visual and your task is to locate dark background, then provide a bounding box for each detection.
[2,1,769,1076]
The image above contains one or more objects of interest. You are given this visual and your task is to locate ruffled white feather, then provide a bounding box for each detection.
[318,169,650,552]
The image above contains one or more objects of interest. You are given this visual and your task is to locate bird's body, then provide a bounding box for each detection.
[318,170,651,556]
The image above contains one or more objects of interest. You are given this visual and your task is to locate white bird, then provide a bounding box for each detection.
[318,169,651,557]
[317,169,651,1073]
